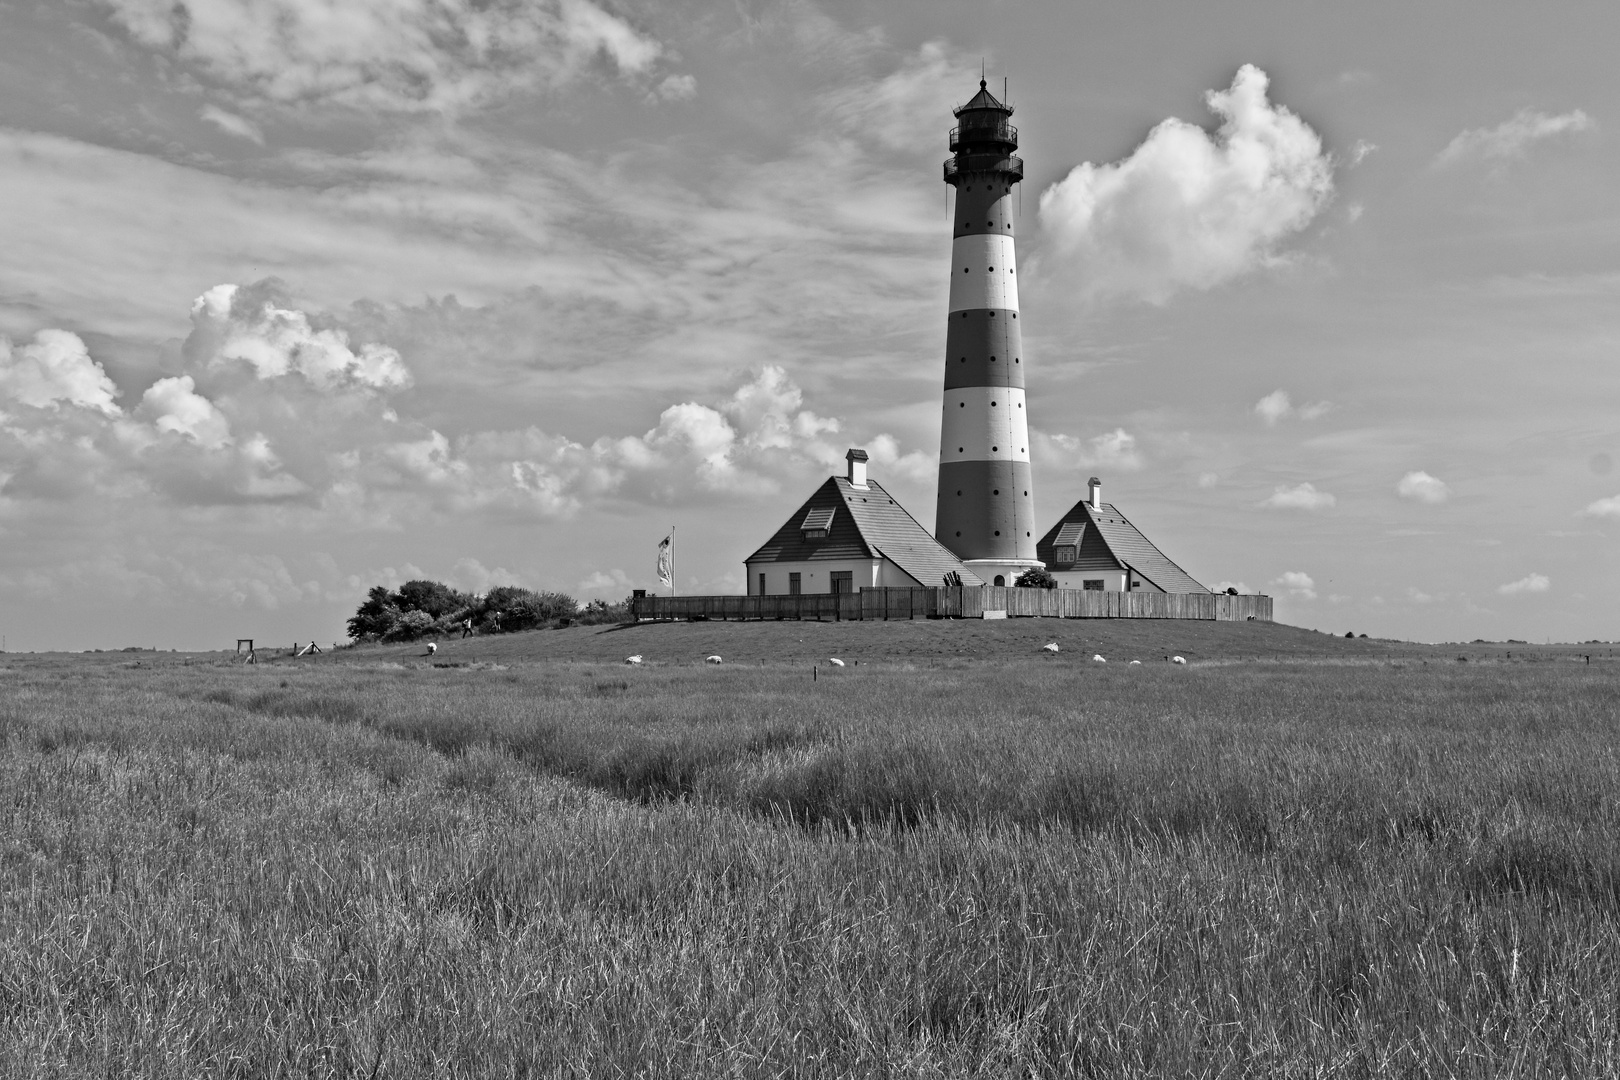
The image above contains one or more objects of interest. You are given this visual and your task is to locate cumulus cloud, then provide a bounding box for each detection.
[1253,389,1331,425]
[1498,573,1550,596]
[102,0,667,112]
[1038,64,1334,304]
[1260,482,1336,510]
[140,376,233,449]
[2,277,929,534]
[0,330,122,416]
[1272,570,1316,600]
[1397,470,1450,504]
[190,282,411,391]
[1436,109,1596,166]
[199,104,264,144]
[1581,494,1620,519]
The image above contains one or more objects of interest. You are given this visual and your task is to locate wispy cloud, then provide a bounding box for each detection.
[1038,64,1334,304]
[1436,108,1596,166]
[1581,493,1620,519]
[103,0,670,112]
[1498,573,1550,595]
[1260,482,1336,510]
[199,104,264,144]
[1254,389,1331,425]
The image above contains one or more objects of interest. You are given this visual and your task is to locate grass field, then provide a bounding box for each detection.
[3,626,1619,1076]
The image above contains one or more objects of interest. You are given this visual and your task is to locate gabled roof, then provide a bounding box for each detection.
[1036,498,1207,593]
[746,477,984,587]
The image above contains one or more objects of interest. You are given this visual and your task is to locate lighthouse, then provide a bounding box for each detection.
[935,79,1042,587]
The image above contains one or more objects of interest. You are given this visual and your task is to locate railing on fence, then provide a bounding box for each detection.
[630,588,1271,623]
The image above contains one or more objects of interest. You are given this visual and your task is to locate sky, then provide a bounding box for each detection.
[0,0,1616,650]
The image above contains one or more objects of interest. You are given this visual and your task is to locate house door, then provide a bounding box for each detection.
[829,571,853,594]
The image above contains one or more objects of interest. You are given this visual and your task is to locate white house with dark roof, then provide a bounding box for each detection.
[1035,477,1207,594]
[745,449,985,595]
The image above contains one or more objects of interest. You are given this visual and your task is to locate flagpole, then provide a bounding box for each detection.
[670,525,676,597]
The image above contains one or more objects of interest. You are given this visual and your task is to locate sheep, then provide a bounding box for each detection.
[1171,655,1187,665]
[1129,660,1142,666]
[625,654,643,665]
[705,655,722,664]
[425,642,438,656]
[828,658,846,667]
[1041,642,1060,653]
[1092,654,1106,663]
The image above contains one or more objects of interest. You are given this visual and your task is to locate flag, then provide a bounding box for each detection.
[656,535,672,586]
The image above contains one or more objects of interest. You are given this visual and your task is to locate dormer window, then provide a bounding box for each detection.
[1051,521,1085,567]
[801,506,835,541]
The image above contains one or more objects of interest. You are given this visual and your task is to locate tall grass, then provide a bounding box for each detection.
[2,655,1617,1075]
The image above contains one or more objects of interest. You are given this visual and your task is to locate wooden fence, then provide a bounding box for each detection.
[631,587,1271,623]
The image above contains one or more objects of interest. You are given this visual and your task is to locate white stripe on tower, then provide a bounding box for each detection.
[947,235,1020,313]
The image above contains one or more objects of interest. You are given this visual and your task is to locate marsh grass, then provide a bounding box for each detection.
[2,655,1618,1075]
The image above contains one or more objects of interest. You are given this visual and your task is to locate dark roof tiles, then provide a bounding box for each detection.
[746,477,984,587]
[1036,498,1206,593]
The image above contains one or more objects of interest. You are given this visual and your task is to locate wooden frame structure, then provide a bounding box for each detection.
[632,586,1270,623]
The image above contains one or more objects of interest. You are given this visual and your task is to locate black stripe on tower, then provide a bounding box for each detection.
[936,460,1037,561]
[953,180,1017,239]
[944,308,1024,390]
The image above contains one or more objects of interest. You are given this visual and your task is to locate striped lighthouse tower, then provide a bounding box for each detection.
[936,79,1042,587]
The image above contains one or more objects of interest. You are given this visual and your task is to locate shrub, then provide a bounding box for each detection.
[383,610,437,641]
[1014,568,1057,590]
[347,579,578,641]
[574,598,630,626]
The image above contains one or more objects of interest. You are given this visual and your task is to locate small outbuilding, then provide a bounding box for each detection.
[1035,477,1206,593]
[745,449,985,595]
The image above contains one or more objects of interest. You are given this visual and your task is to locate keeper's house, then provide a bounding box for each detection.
[746,450,985,595]
[1036,477,1206,594]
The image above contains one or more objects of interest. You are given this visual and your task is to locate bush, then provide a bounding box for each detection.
[383,610,437,641]
[347,580,578,641]
[574,598,631,626]
[1015,568,1057,590]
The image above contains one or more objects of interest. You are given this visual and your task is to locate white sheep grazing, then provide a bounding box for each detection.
[1172,655,1187,665]
[1129,660,1142,666]
[1092,654,1106,663]
[828,657,846,667]
[1042,642,1060,653]
[426,642,437,656]
[625,654,643,665]
[705,655,722,664]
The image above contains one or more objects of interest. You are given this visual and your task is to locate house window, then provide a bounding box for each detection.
[1083,580,1104,591]
[758,573,766,596]
[1054,545,1076,565]
[788,573,801,595]
[830,571,853,594]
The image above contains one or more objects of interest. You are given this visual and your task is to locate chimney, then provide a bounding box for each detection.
[846,448,869,488]
[1088,476,1102,510]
